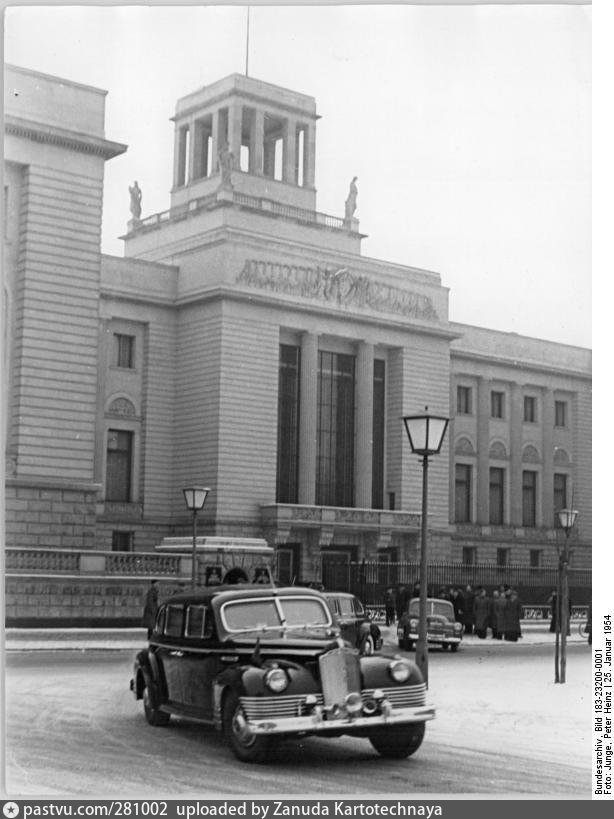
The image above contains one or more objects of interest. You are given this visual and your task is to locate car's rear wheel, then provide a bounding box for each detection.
[369,722,425,759]
[223,691,271,763]
[142,673,170,726]
[360,634,375,655]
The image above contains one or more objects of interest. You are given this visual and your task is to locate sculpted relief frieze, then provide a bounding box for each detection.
[236,259,439,321]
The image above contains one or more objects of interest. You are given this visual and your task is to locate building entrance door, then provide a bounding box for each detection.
[321,550,351,591]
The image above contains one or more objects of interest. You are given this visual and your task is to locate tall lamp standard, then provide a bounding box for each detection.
[402,409,449,686]
[182,486,210,589]
[557,507,578,684]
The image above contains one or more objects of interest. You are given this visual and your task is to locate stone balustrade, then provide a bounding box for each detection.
[5,548,183,578]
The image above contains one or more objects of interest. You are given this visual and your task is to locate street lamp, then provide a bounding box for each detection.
[182,486,210,588]
[402,409,449,686]
[556,507,578,684]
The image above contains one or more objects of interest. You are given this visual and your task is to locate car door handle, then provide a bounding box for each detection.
[170,650,184,657]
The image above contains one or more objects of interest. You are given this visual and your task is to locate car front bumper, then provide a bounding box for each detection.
[237,698,435,736]
[407,631,461,645]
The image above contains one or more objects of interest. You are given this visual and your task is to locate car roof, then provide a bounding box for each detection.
[324,591,355,599]
[165,584,327,606]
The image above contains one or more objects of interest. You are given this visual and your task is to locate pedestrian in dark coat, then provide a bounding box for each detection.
[473,587,490,638]
[460,585,475,634]
[492,590,506,639]
[503,590,522,641]
[450,588,463,623]
[384,587,396,626]
[142,580,159,639]
[548,589,559,633]
[395,585,409,621]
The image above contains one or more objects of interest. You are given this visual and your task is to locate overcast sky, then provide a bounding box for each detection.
[4,2,591,348]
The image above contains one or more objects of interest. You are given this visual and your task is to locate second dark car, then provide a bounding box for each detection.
[325,592,383,655]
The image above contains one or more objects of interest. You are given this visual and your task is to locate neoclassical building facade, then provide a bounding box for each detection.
[4,65,592,587]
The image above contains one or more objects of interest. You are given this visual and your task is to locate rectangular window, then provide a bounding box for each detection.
[455,464,472,523]
[554,400,568,428]
[114,333,135,369]
[554,473,568,525]
[316,351,355,507]
[388,492,396,511]
[457,386,472,415]
[372,359,386,509]
[106,429,133,502]
[185,605,208,638]
[111,531,133,552]
[524,396,537,423]
[496,548,510,567]
[522,470,537,527]
[276,345,300,503]
[489,467,505,525]
[530,549,541,568]
[164,605,184,638]
[462,546,477,566]
[491,391,505,419]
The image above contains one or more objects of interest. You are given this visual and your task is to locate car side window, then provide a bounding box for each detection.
[164,604,184,638]
[154,606,165,634]
[338,598,353,616]
[353,598,365,615]
[185,605,207,638]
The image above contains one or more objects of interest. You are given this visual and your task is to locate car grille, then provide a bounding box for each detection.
[240,693,324,720]
[239,683,426,721]
[319,646,362,708]
[362,684,426,708]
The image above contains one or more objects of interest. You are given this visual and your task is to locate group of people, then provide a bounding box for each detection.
[383,582,524,642]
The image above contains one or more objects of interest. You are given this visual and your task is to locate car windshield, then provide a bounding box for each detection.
[408,599,453,620]
[221,596,332,633]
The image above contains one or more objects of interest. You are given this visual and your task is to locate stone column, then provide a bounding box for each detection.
[510,382,523,525]
[283,118,297,185]
[476,377,490,524]
[542,387,554,528]
[227,103,243,166]
[186,119,195,183]
[298,332,318,505]
[304,123,316,188]
[211,110,220,174]
[355,342,374,509]
[251,109,264,175]
[173,125,185,188]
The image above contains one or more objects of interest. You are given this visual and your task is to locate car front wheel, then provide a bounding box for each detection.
[369,722,425,759]
[142,673,170,726]
[450,643,459,652]
[223,691,271,763]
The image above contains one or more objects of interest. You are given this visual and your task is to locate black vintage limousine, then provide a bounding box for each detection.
[130,584,434,762]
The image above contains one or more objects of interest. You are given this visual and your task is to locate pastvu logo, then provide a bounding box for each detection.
[3,804,20,819]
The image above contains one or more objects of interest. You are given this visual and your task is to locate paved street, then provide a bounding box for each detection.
[4,637,591,799]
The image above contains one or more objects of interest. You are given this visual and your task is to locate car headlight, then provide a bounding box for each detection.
[453,622,462,632]
[388,659,411,683]
[264,666,289,693]
[409,618,418,630]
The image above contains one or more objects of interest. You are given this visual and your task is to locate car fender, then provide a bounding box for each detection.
[359,655,424,688]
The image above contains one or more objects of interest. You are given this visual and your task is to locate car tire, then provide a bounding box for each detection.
[450,643,459,652]
[142,673,170,727]
[360,635,375,656]
[223,691,271,763]
[369,722,425,759]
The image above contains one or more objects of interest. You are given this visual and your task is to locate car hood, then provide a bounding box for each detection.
[223,628,343,652]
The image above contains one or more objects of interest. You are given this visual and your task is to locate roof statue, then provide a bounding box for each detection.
[129,180,142,220]
[344,176,358,222]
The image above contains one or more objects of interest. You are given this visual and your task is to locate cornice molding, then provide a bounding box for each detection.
[5,114,127,160]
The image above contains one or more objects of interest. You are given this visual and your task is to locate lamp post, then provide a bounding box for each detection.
[182,486,210,589]
[402,409,449,686]
[556,507,578,684]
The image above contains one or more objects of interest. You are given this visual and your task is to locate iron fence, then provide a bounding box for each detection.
[322,560,591,607]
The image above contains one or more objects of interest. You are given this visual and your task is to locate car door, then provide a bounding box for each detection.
[179,604,226,721]
[336,596,359,647]
[156,604,187,705]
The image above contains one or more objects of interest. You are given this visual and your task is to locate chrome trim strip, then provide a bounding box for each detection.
[241,705,436,736]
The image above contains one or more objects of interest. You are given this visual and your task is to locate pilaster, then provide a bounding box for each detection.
[298,332,318,505]
[542,387,555,528]
[476,377,490,524]
[510,382,523,525]
[355,341,374,508]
